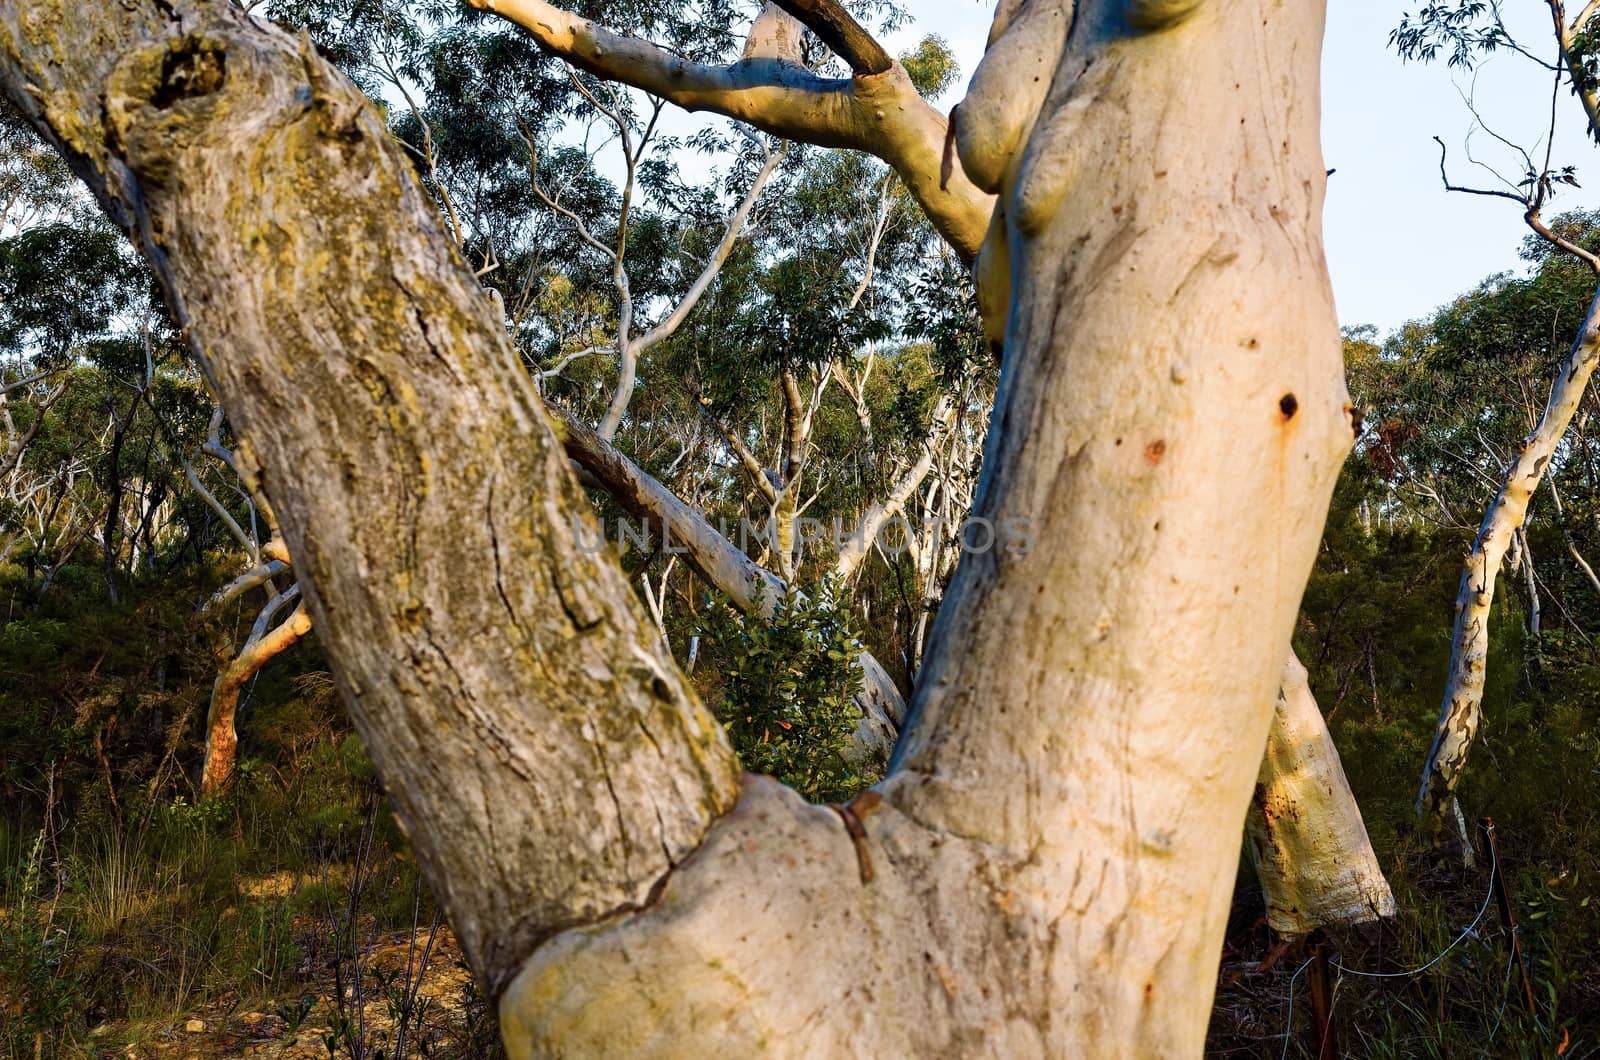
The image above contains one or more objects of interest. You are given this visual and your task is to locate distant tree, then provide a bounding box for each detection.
[1395,2,1600,859]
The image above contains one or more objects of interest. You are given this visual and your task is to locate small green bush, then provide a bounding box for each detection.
[701,580,871,803]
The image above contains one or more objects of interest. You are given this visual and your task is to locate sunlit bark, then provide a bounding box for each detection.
[0,0,1359,1053]
[1417,284,1600,855]
[1247,650,1395,934]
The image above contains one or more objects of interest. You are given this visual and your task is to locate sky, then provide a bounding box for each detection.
[876,0,1595,336]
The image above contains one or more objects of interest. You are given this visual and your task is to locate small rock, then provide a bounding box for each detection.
[185,1018,205,1033]
[240,1011,264,1024]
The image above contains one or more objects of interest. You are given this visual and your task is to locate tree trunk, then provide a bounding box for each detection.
[506,0,1348,1053]
[0,0,1349,1053]
[0,0,739,997]
[200,595,311,795]
[1417,283,1600,855]
[1247,650,1395,934]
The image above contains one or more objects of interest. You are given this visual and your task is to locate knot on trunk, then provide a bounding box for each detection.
[104,31,233,185]
[152,36,227,108]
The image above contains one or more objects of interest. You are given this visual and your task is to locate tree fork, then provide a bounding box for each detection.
[0,0,1357,1054]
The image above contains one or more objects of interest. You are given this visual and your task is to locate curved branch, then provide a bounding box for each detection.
[207,555,290,609]
[633,142,785,355]
[770,0,891,75]
[466,0,993,262]
[201,595,311,795]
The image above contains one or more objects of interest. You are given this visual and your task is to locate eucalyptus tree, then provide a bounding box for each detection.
[0,107,183,594]
[229,2,1394,937]
[1395,2,1600,856]
[0,0,1366,1053]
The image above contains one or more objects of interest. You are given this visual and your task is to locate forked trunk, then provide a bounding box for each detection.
[200,596,311,795]
[0,0,1348,1053]
[1248,650,1395,934]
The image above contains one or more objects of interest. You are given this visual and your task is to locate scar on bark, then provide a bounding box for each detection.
[151,37,227,109]
[830,790,882,884]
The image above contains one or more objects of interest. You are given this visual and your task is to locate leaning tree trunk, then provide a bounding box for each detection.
[1248,650,1395,933]
[0,0,740,997]
[0,0,1347,1054]
[200,592,310,795]
[1417,284,1600,857]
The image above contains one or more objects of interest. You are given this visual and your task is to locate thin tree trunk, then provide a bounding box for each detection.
[200,594,311,795]
[1417,283,1600,855]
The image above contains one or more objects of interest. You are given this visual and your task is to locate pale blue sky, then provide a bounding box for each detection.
[884,1,1594,336]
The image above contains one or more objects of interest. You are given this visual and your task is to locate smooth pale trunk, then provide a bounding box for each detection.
[1247,650,1395,933]
[0,1,1352,1055]
[506,0,1393,943]
[503,0,1350,1054]
[1417,283,1600,854]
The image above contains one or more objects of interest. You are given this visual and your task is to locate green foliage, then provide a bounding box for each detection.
[899,35,960,98]
[700,580,871,803]
[0,831,81,1055]
[1391,1,1505,69]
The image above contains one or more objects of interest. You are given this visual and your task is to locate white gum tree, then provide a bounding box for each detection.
[0,0,1365,1052]
[1399,0,1600,857]
[476,0,1393,932]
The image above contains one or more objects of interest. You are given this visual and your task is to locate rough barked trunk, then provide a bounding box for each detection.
[1417,283,1600,857]
[0,0,1349,1054]
[0,0,739,997]
[1248,650,1395,934]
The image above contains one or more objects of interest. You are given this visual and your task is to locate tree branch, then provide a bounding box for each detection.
[466,0,993,262]
[833,397,954,582]
[771,0,892,75]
